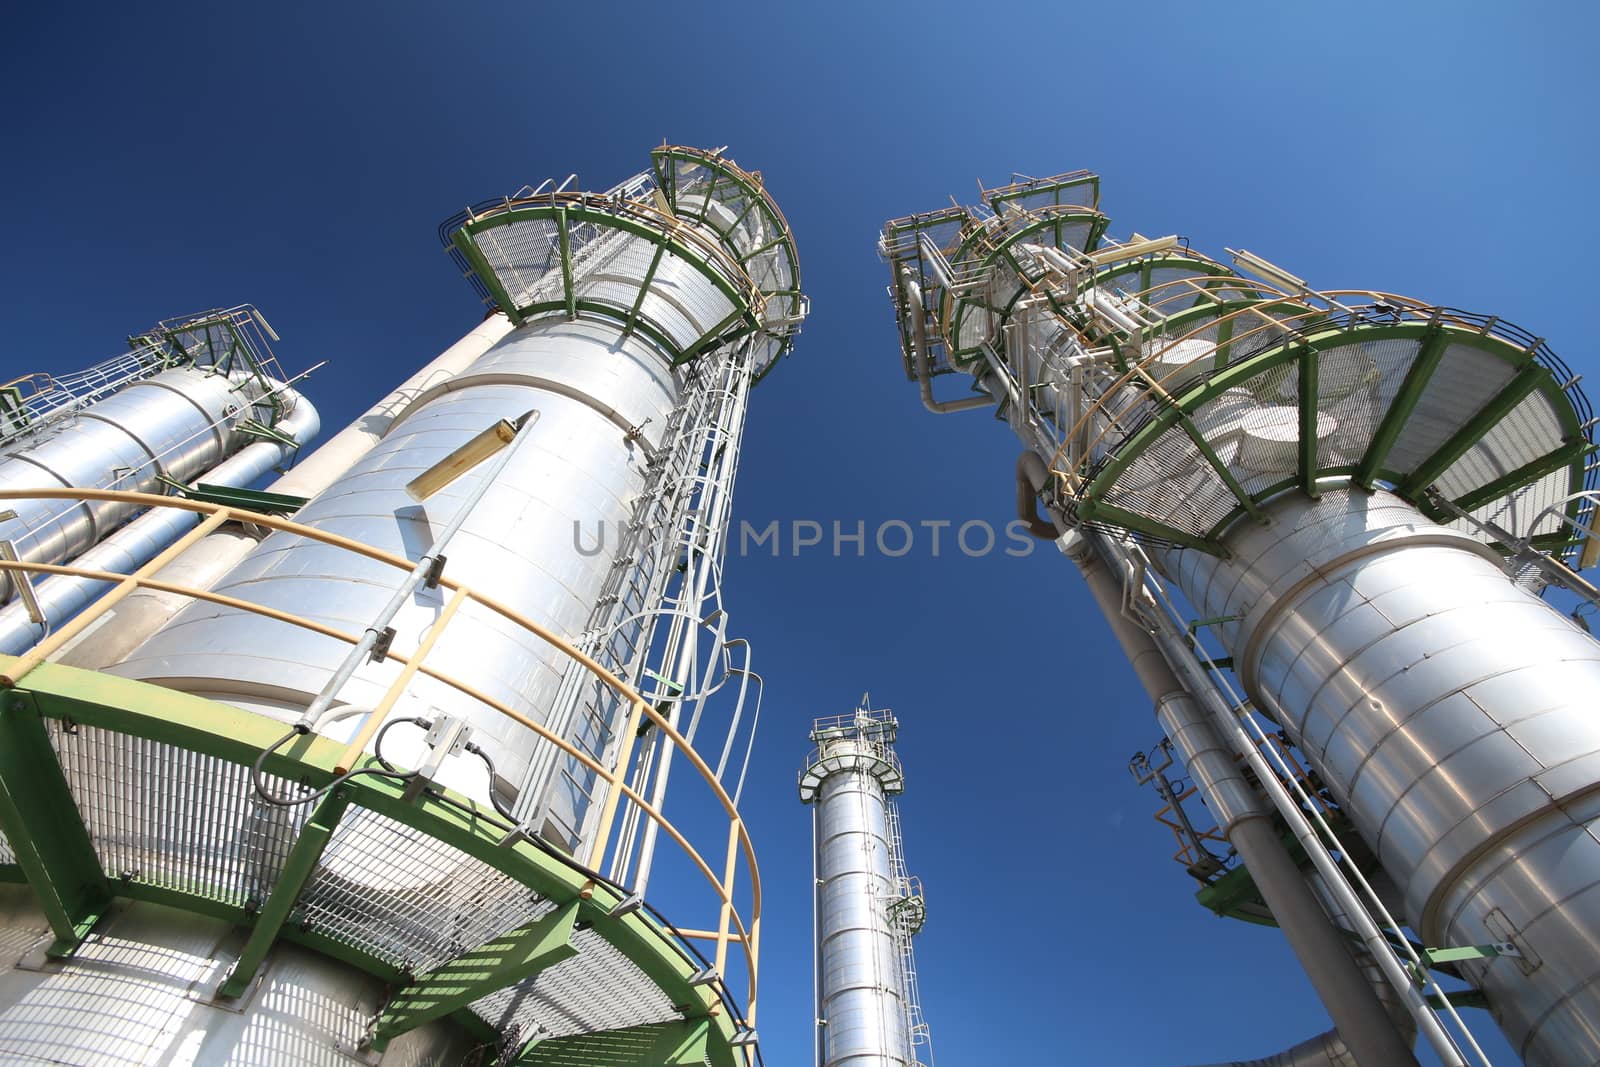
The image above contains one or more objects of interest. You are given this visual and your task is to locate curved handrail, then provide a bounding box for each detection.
[0,486,763,1025]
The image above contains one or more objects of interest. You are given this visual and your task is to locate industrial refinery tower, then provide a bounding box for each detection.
[883,174,1600,1067]
[800,698,932,1067]
[0,144,803,1066]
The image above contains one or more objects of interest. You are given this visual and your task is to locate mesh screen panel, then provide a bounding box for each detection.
[299,807,555,973]
[0,831,13,865]
[1435,391,1566,503]
[48,722,306,907]
[469,926,680,1040]
[474,222,561,308]
[1386,342,1518,472]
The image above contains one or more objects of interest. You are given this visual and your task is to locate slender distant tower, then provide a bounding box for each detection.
[884,172,1600,1066]
[801,697,932,1067]
[0,145,802,1065]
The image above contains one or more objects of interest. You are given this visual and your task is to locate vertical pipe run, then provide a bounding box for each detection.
[1061,527,1421,1067]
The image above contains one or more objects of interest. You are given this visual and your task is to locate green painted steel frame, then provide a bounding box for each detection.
[451,206,760,367]
[945,208,1109,362]
[0,691,111,956]
[0,659,744,1066]
[1077,320,1588,554]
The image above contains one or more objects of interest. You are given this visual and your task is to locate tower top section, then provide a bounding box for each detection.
[440,143,807,381]
[882,170,1597,565]
[799,695,905,802]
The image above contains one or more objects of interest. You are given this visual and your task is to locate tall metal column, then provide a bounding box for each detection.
[884,169,1600,1065]
[801,700,932,1067]
[0,144,802,1067]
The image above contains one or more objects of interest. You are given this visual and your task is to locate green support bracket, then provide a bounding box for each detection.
[1354,326,1447,488]
[1298,346,1320,497]
[1077,498,1226,554]
[1178,415,1265,523]
[518,1018,712,1066]
[1406,942,1521,985]
[182,483,310,516]
[0,692,110,956]
[218,788,351,998]
[370,897,582,1051]
[1423,942,1520,966]
[451,229,525,326]
[557,208,577,321]
[1453,439,1589,512]
[1398,364,1547,497]
[624,244,667,337]
[237,418,301,449]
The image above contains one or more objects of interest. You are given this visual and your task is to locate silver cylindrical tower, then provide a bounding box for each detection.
[884,171,1600,1065]
[109,148,805,850]
[801,700,932,1067]
[0,145,801,1067]
[0,309,298,604]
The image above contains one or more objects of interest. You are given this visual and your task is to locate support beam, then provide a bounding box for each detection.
[0,691,109,956]
[517,1018,712,1066]
[1298,346,1320,497]
[1399,364,1547,497]
[451,229,525,325]
[1453,439,1588,512]
[370,898,581,1050]
[218,788,351,998]
[623,244,667,337]
[1354,326,1446,487]
[557,208,577,321]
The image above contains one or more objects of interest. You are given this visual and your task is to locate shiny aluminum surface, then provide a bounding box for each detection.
[0,388,320,655]
[1167,488,1600,1066]
[811,742,915,1067]
[114,318,683,837]
[0,886,472,1065]
[0,365,266,603]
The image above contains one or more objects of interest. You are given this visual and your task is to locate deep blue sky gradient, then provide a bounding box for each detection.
[5,3,1598,1063]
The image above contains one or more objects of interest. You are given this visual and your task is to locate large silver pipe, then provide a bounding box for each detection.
[58,315,510,672]
[111,315,686,832]
[0,388,320,655]
[1164,488,1600,1067]
[803,726,914,1067]
[1061,526,1421,1067]
[0,364,268,603]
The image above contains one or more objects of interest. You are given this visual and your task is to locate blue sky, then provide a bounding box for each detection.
[6,2,1598,1063]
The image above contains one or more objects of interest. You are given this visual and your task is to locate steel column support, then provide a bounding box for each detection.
[218,788,352,998]
[0,690,110,956]
[1354,326,1446,487]
[1062,532,1420,1067]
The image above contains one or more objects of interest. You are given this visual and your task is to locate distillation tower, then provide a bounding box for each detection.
[0,144,803,1066]
[800,698,932,1067]
[883,172,1600,1067]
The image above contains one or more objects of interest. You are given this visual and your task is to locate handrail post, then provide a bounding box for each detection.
[586,698,649,871]
[334,585,470,773]
[713,818,741,977]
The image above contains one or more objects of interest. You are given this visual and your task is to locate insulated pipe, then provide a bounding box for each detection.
[1164,488,1600,1066]
[0,364,268,604]
[1015,454,1417,1066]
[901,271,991,414]
[0,389,320,655]
[59,315,511,671]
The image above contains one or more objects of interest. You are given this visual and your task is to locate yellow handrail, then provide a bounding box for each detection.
[0,487,763,1027]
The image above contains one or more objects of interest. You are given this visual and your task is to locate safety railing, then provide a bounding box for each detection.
[0,486,763,1031]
